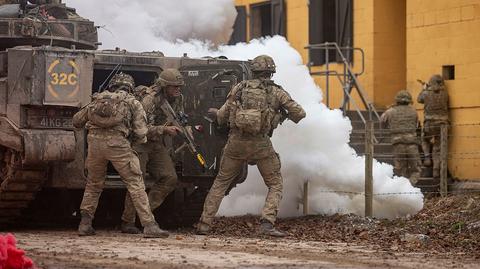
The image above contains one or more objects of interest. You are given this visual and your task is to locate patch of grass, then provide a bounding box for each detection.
[451,221,465,233]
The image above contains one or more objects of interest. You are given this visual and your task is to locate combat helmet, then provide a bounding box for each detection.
[108,72,135,92]
[156,68,185,87]
[251,55,276,73]
[428,74,445,92]
[395,90,413,105]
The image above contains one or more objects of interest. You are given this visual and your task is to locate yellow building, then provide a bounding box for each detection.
[232,0,480,183]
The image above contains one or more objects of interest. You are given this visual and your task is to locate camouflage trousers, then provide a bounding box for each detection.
[422,120,448,178]
[80,134,155,226]
[121,142,177,224]
[393,143,421,185]
[200,134,283,225]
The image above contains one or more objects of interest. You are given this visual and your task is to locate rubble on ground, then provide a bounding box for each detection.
[201,194,480,258]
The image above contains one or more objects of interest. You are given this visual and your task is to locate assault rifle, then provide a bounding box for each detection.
[417,79,429,90]
[158,99,208,170]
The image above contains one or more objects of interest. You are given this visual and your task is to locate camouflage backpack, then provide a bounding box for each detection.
[233,80,275,135]
[88,91,130,128]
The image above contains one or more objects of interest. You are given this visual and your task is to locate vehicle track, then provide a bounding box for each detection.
[0,149,48,225]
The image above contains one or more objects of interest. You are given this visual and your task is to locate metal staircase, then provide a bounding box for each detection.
[305,42,439,192]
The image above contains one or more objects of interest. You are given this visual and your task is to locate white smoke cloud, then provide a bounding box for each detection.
[66,0,236,48]
[214,37,423,219]
[66,0,423,219]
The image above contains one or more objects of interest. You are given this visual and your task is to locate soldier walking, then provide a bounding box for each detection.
[417,74,449,178]
[73,73,168,238]
[120,69,184,233]
[196,55,306,237]
[380,90,421,185]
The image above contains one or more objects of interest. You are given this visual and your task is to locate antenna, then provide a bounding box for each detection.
[98,64,122,92]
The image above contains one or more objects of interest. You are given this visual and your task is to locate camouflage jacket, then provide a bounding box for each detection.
[72,90,148,143]
[140,87,184,142]
[133,85,151,101]
[217,78,306,136]
[417,88,449,122]
[380,105,419,145]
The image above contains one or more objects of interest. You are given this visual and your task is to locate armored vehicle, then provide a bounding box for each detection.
[0,1,248,227]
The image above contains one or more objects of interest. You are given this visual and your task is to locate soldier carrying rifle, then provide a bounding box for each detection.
[121,69,197,234]
[417,74,449,179]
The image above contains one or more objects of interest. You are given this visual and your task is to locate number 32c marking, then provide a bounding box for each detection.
[50,73,78,86]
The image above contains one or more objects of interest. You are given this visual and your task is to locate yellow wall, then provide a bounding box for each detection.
[406,0,480,180]
[373,0,406,108]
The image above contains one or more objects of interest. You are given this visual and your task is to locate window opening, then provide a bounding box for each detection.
[250,2,272,39]
[442,65,455,80]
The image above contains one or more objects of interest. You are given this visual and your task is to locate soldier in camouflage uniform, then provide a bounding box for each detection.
[196,55,306,237]
[120,69,184,233]
[73,73,168,238]
[380,90,421,185]
[417,74,449,178]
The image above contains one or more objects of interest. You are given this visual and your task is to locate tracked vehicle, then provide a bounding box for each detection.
[0,1,248,227]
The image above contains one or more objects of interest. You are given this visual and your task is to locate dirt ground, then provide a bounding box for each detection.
[8,194,480,269]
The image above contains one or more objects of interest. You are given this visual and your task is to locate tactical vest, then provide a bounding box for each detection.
[231,79,280,136]
[88,91,132,129]
[423,90,449,121]
[388,105,418,144]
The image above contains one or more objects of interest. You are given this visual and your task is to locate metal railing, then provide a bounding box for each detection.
[305,42,380,123]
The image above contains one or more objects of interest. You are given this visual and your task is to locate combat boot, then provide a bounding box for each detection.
[78,211,95,236]
[196,222,210,235]
[121,221,141,234]
[143,222,169,238]
[259,220,286,237]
